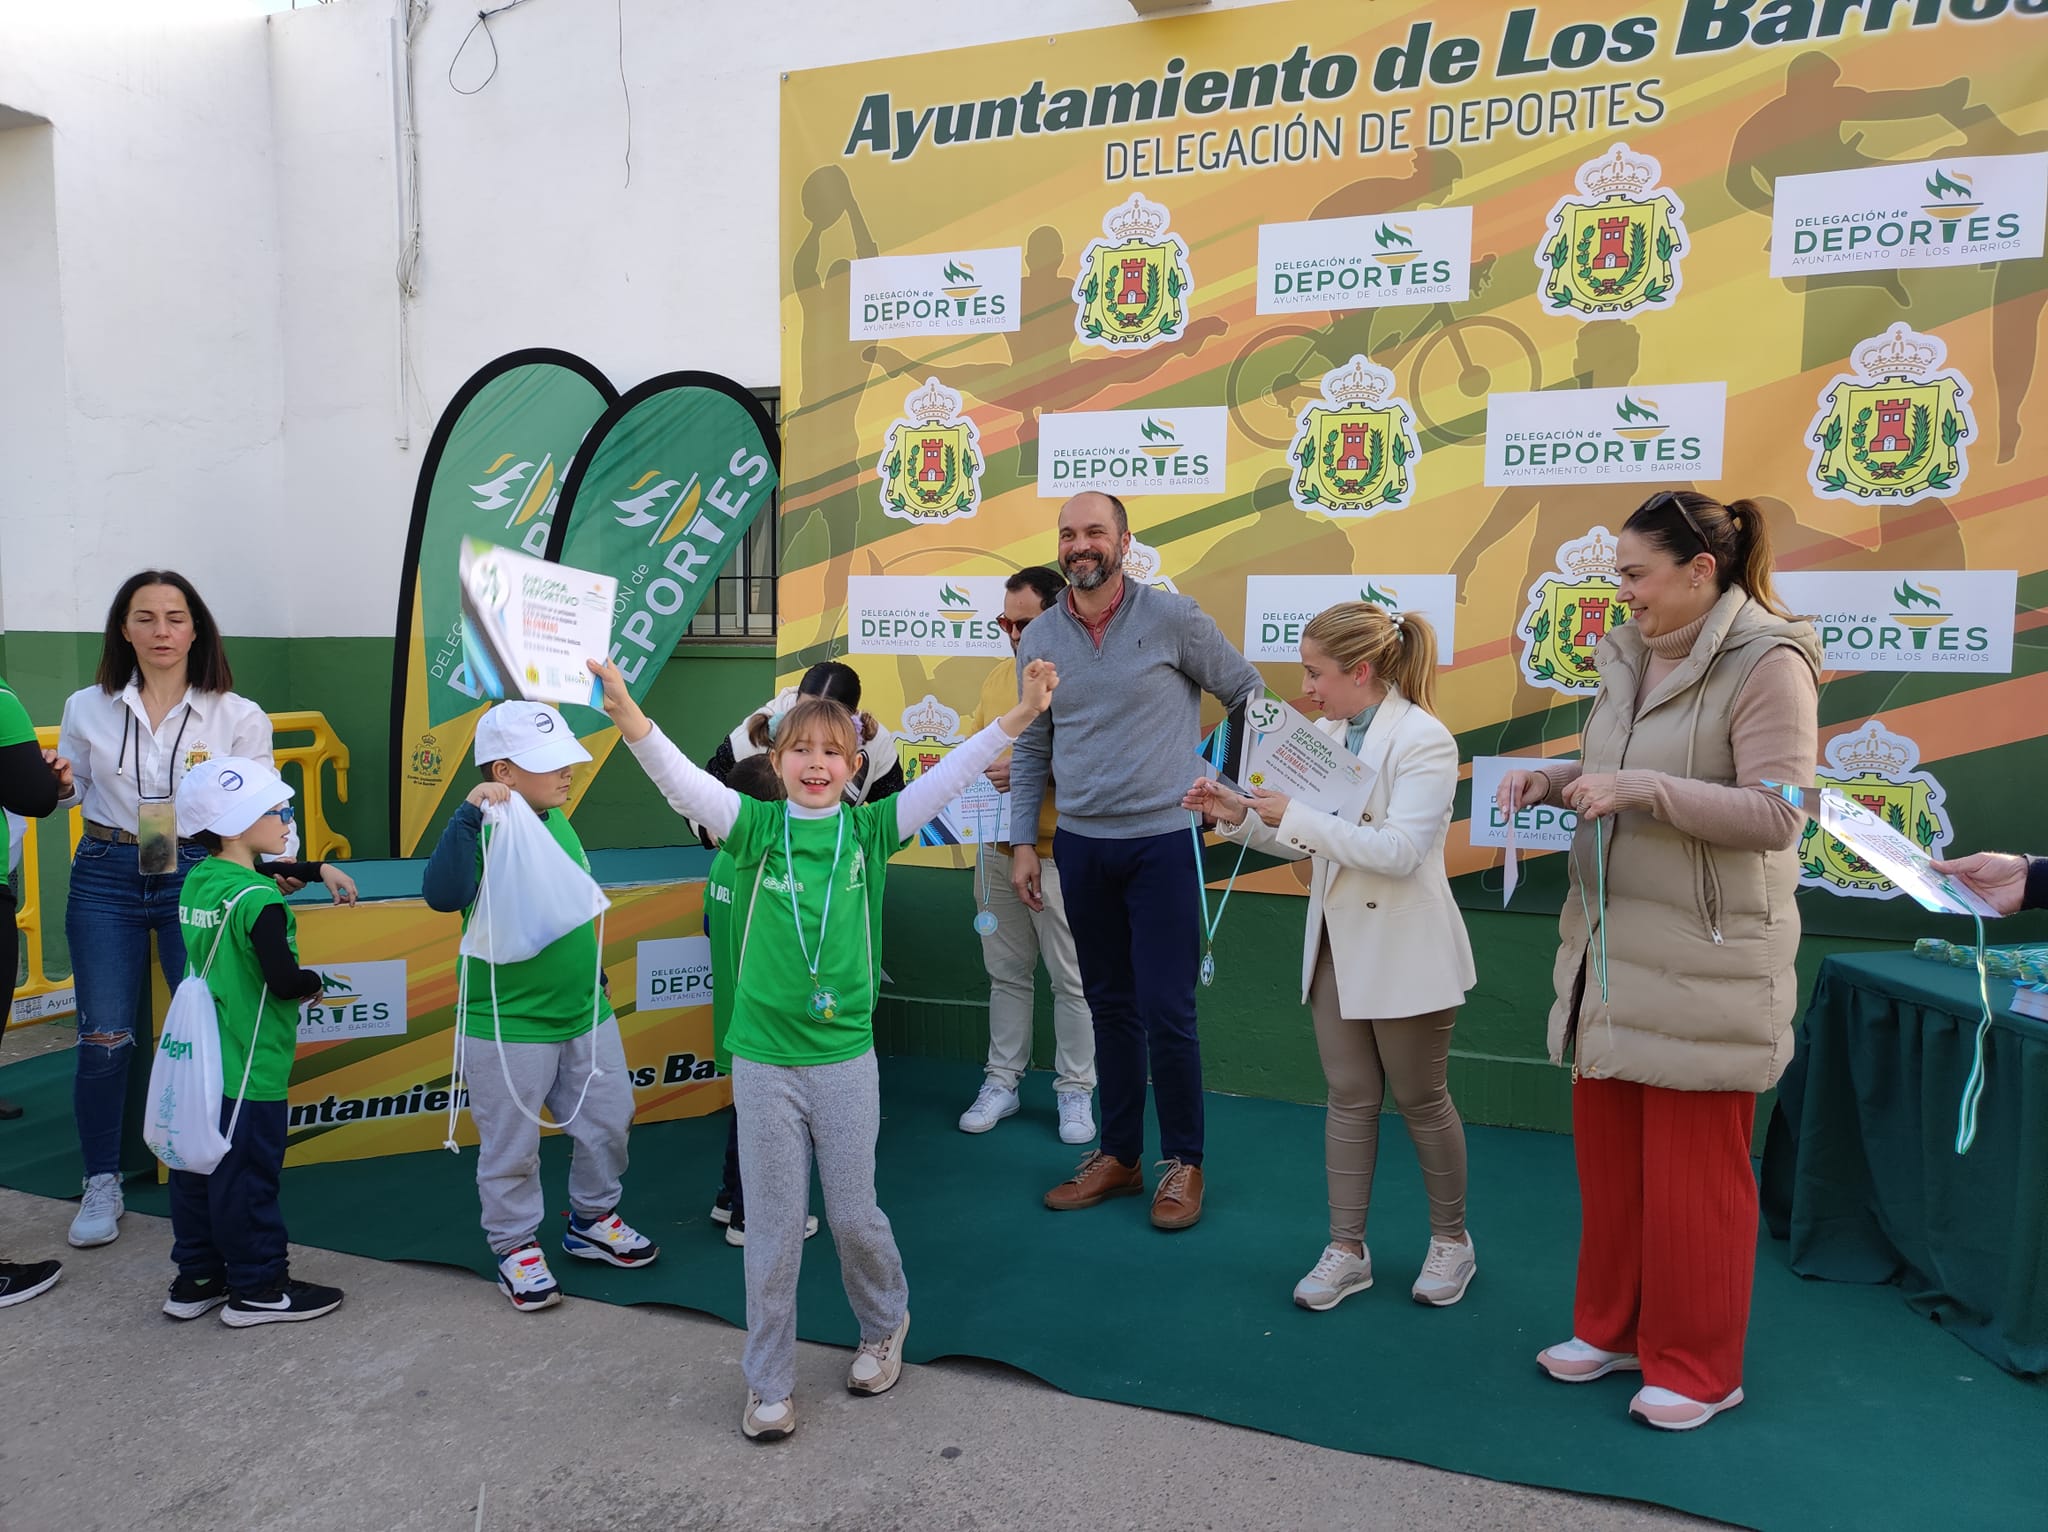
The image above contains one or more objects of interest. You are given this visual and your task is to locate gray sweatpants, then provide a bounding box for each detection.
[464,1017,637,1255]
[731,1050,908,1403]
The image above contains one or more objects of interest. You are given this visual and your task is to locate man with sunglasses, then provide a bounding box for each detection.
[958,566,1098,1146]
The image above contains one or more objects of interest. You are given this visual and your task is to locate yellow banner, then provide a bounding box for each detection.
[778,0,2048,916]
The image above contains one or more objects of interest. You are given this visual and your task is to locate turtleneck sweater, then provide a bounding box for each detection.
[1532,604,1817,853]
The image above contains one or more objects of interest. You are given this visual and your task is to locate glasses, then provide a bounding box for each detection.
[263,806,296,825]
[1647,490,1711,550]
[996,614,1035,636]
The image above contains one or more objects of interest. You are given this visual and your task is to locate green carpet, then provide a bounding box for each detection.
[2,1048,2039,1529]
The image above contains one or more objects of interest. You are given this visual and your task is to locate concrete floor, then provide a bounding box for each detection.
[1,1023,1716,1532]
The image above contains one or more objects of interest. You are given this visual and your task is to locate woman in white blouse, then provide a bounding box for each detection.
[56,572,276,1248]
[1185,601,1476,1312]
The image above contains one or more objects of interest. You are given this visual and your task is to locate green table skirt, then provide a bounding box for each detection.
[1762,950,2048,1377]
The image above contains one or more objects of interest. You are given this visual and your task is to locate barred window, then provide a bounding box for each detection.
[684,390,779,642]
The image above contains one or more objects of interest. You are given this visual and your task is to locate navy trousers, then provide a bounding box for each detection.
[168,1096,290,1295]
[1053,826,1204,1166]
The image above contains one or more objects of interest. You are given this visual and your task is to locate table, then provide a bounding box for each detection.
[1761,950,2048,1377]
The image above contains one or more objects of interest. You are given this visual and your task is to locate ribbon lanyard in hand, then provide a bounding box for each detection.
[1188,812,1250,987]
[782,804,847,1022]
[971,797,999,936]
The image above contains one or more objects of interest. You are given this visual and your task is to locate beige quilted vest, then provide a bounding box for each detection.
[1546,589,1821,1093]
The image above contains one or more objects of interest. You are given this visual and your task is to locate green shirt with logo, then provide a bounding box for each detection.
[458,808,612,1043]
[177,856,302,1102]
[721,797,898,1069]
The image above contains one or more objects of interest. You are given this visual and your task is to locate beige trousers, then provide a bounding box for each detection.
[979,855,1095,1094]
[1308,938,1467,1244]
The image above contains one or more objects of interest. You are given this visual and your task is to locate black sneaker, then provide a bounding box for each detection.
[162,1272,229,1320]
[221,1278,344,1328]
[0,1259,62,1308]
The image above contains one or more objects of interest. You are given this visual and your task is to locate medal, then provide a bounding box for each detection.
[781,806,848,1023]
[970,795,1000,936]
[1189,813,1248,993]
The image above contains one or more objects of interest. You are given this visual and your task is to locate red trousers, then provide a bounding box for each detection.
[1571,1076,1757,1403]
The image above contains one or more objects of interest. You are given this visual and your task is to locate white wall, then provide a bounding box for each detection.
[0,2,286,637]
[0,0,1276,639]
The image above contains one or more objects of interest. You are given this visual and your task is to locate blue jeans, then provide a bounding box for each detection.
[66,837,207,1177]
[1053,827,1205,1167]
[168,1096,290,1294]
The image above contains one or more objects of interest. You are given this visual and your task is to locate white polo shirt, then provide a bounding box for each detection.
[56,680,273,834]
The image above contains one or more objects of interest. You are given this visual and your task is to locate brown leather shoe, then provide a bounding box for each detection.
[1150,1159,1204,1230]
[1043,1151,1144,1211]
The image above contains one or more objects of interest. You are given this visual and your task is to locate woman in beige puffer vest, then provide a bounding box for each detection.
[1497,491,1819,1434]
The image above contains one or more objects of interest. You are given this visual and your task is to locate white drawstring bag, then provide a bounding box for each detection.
[444,795,611,1149]
[144,886,266,1175]
[457,796,609,965]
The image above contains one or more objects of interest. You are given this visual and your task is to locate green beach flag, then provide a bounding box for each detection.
[545,373,779,816]
[388,350,616,855]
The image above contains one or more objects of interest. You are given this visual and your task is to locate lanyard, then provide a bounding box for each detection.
[120,702,194,801]
[1188,813,1250,986]
[781,804,845,988]
[970,794,1000,935]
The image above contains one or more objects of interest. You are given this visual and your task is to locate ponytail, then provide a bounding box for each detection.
[1388,612,1439,716]
[744,711,774,750]
[1300,600,1442,718]
[1724,498,1791,618]
[1622,490,1792,619]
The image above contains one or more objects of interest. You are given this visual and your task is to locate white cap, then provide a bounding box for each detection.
[176,757,294,838]
[473,701,592,773]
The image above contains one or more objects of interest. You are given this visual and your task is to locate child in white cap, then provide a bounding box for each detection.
[165,757,349,1326]
[422,701,657,1311]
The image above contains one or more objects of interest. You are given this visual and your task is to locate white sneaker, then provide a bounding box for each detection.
[1411,1234,1477,1306]
[1292,1243,1373,1311]
[1055,1091,1096,1145]
[847,1309,909,1395]
[1537,1336,1642,1382]
[742,1391,796,1442]
[67,1174,124,1248]
[957,1080,1019,1134]
[495,1243,562,1311]
[1630,1384,1745,1431]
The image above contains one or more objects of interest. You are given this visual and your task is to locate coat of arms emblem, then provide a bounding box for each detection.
[1287,356,1420,518]
[1538,144,1687,318]
[1074,194,1193,350]
[1518,527,1630,694]
[879,378,984,525]
[1798,721,1953,899]
[1808,325,1972,506]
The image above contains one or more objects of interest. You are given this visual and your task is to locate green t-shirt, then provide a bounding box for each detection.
[721,797,900,1068]
[458,809,613,1043]
[0,676,33,748]
[178,856,302,1102]
[705,846,737,1073]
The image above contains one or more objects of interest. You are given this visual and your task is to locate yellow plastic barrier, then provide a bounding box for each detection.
[270,710,352,861]
[8,710,352,1025]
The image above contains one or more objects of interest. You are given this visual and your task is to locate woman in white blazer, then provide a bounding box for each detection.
[1185,601,1476,1312]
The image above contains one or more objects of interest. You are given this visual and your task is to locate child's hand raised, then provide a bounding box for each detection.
[467,782,512,808]
[1019,658,1059,712]
[587,658,652,743]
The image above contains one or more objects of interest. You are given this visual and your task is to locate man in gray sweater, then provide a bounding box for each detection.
[1008,491,1262,1230]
